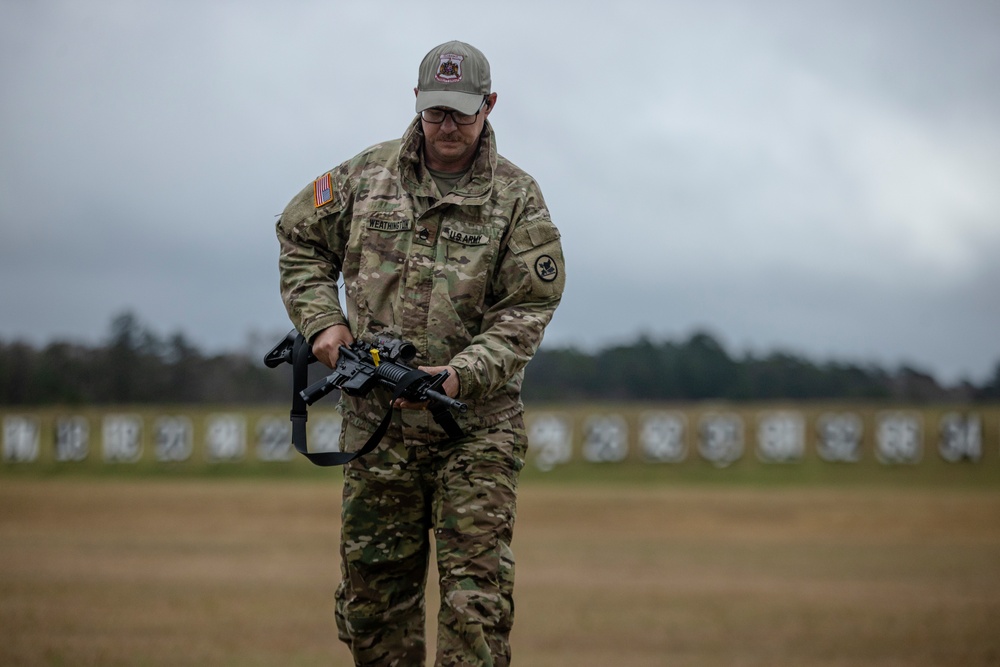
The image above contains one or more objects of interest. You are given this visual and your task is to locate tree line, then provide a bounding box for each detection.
[524,332,1000,403]
[1,313,998,406]
[0,313,289,406]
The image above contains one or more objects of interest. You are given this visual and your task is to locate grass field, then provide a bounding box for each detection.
[2,465,999,666]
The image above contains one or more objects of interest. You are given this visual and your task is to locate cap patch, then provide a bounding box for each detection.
[313,173,333,208]
[435,54,464,83]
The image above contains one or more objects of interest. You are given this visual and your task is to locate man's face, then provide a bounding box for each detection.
[419,93,497,173]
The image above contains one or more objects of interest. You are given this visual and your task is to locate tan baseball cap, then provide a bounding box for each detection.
[415,41,491,116]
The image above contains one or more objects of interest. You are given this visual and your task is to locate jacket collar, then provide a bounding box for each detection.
[398,116,496,205]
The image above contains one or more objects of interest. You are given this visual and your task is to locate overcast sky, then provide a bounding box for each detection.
[2,0,998,384]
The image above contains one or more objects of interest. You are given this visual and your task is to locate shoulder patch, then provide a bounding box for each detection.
[534,255,559,282]
[313,173,334,208]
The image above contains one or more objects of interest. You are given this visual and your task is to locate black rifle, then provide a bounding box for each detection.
[264,330,467,466]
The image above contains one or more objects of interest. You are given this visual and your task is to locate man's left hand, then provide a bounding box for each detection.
[393,365,460,410]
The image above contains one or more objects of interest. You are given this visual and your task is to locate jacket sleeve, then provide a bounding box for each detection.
[275,170,352,343]
[448,195,566,400]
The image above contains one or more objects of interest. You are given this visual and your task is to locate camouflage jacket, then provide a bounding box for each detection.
[276,118,565,442]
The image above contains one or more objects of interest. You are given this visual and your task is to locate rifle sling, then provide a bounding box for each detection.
[289,335,463,467]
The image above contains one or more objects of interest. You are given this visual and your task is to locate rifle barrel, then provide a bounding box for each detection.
[424,389,468,413]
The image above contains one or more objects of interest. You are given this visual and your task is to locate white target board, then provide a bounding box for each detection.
[256,417,294,462]
[205,414,246,462]
[938,413,981,463]
[639,411,687,463]
[55,416,89,462]
[875,412,922,465]
[3,416,39,463]
[154,416,193,462]
[756,411,805,463]
[309,415,343,454]
[582,414,628,463]
[816,413,863,463]
[102,415,143,463]
[697,413,744,467]
[528,414,573,471]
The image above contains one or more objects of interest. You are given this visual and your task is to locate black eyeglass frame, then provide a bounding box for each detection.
[419,97,489,125]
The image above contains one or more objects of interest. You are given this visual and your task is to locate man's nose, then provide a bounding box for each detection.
[440,114,459,131]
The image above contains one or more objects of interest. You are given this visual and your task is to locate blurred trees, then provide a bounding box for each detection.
[0,311,288,405]
[0,315,995,405]
[522,329,992,404]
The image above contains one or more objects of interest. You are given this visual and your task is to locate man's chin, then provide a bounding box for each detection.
[431,146,470,163]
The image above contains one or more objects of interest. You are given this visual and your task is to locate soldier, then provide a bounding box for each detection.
[275,41,565,666]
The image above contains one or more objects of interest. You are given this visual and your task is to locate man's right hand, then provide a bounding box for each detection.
[311,324,354,368]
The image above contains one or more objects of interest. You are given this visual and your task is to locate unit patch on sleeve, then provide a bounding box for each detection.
[534,255,558,282]
[313,173,334,208]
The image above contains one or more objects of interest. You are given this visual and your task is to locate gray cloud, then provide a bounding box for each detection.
[1,0,997,383]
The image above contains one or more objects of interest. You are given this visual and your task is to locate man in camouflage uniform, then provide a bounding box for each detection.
[276,41,565,666]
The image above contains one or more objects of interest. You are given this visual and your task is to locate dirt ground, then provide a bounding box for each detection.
[2,477,999,666]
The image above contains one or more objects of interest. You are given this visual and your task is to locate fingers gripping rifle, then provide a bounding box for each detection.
[264,331,468,466]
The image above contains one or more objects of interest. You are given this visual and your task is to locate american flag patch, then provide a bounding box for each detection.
[314,173,334,208]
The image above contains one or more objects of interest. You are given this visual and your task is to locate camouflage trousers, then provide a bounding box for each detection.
[335,414,527,667]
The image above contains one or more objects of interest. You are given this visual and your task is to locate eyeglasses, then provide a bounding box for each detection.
[420,98,487,125]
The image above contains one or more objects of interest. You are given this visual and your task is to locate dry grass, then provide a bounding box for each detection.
[2,477,999,666]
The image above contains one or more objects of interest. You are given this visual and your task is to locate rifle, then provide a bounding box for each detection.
[264,330,467,466]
